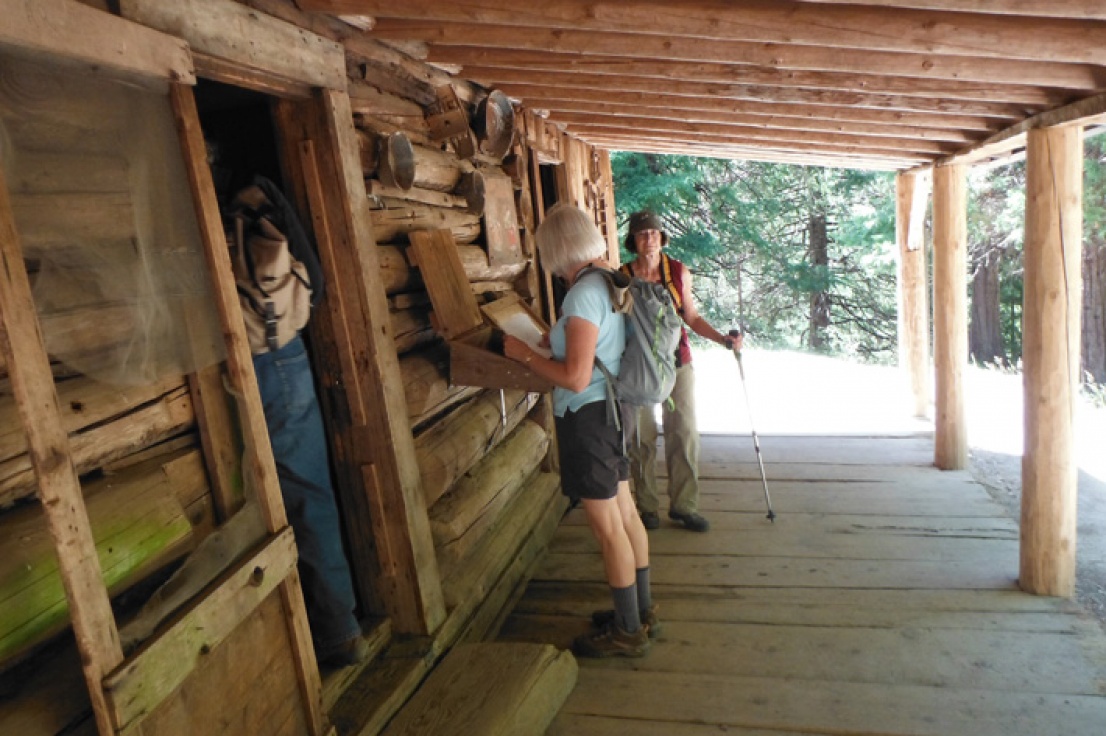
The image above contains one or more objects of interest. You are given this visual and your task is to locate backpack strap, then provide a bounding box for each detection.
[576,265,626,433]
[660,253,683,312]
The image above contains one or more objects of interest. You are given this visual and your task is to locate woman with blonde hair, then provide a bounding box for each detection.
[503,203,656,657]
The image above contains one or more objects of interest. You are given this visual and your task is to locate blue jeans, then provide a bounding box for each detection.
[253,335,360,653]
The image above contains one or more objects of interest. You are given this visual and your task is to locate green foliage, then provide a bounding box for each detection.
[612,138,1106,380]
[612,152,898,360]
[966,162,1026,365]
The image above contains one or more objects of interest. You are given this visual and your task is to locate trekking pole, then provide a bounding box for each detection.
[728,329,776,522]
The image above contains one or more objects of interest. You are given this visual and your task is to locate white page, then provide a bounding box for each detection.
[497,312,552,358]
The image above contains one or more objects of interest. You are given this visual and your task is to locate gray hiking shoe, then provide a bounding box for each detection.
[590,604,662,638]
[669,509,710,532]
[573,620,651,658]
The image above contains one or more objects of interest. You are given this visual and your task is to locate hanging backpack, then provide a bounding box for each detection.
[225,176,324,354]
[581,266,683,428]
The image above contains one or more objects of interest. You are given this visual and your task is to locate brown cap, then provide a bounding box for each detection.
[624,210,668,252]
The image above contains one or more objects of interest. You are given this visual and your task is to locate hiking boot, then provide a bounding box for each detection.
[590,604,663,638]
[573,621,651,658]
[318,635,370,668]
[640,510,660,530]
[669,509,710,532]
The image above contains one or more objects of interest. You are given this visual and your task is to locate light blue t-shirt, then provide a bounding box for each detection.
[550,270,626,417]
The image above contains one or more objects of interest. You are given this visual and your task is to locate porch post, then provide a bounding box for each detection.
[1021,125,1083,597]
[932,164,968,470]
[896,170,931,419]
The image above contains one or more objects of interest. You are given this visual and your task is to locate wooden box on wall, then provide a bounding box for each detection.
[408,229,551,393]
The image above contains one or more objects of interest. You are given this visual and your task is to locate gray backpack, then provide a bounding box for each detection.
[582,267,683,427]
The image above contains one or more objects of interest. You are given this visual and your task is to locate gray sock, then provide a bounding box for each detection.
[611,584,641,632]
[636,567,652,611]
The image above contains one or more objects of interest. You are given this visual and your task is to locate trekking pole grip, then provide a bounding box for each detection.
[727,328,742,354]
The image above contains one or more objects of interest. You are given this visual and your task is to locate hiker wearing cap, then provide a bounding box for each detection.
[503,203,657,658]
[622,210,742,532]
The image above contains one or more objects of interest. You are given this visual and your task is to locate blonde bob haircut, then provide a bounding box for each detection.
[535,203,608,278]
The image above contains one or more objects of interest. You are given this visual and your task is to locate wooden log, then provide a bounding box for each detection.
[329,487,568,736]
[411,143,473,193]
[932,164,967,470]
[380,642,577,736]
[0,59,125,132]
[392,305,437,356]
[369,199,481,244]
[10,192,135,254]
[451,482,567,646]
[348,81,428,122]
[0,637,92,736]
[0,0,193,88]
[441,471,559,609]
[0,449,204,668]
[118,0,344,91]
[415,388,536,507]
[37,303,144,376]
[0,384,195,507]
[369,181,471,212]
[0,373,186,467]
[354,108,433,148]
[1021,125,1083,598]
[378,244,529,295]
[348,55,436,109]
[431,419,550,575]
[7,152,130,195]
[241,0,478,102]
[399,344,477,425]
[896,171,931,419]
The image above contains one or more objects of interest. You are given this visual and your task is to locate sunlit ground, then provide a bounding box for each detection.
[691,346,1106,486]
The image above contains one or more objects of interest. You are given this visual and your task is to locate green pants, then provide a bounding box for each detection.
[629,364,700,515]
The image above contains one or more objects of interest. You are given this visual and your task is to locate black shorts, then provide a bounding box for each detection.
[554,401,630,501]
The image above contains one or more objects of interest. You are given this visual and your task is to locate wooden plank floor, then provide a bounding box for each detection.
[498,434,1106,736]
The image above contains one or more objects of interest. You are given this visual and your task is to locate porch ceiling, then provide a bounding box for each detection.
[295,0,1106,170]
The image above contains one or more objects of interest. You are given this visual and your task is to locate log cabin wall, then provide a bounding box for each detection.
[0,0,616,733]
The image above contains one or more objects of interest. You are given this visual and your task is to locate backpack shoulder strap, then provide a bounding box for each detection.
[660,253,683,311]
[253,175,326,307]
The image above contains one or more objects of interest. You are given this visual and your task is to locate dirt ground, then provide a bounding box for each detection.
[969,448,1106,630]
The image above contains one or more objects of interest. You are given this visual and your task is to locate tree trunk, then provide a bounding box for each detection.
[808,213,830,350]
[969,245,1005,366]
[1082,239,1106,384]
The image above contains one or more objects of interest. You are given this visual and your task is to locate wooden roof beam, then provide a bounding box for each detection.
[295,0,1106,65]
[572,124,936,163]
[795,1,1106,22]
[521,98,980,143]
[932,90,1106,168]
[556,113,956,156]
[365,20,1106,91]
[465,68,1039,119]
[434,47,1079,107]
[506,85,1002,132]
[580,136,913,170]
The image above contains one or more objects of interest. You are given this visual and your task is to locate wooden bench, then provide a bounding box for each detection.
[381,643,577,736]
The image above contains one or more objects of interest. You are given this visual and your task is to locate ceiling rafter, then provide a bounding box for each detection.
[368,20,1106,91]
[296,1,1106,64]
[293,0,1106,170]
